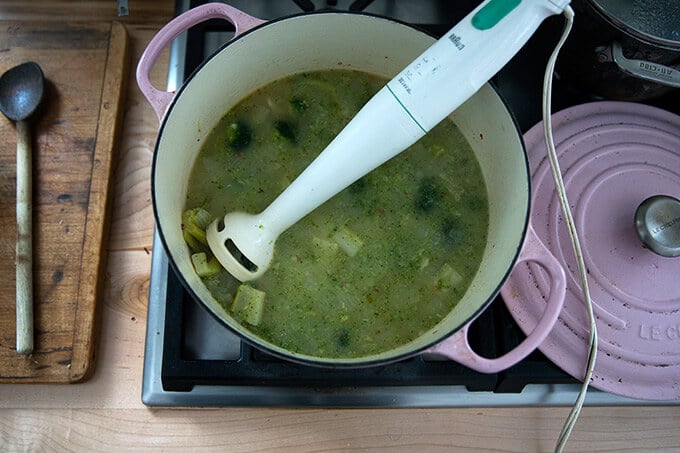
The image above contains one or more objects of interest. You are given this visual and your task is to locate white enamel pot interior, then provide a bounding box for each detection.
[151,11,531,367]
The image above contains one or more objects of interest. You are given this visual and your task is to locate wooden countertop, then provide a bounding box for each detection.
[1,1,679,451]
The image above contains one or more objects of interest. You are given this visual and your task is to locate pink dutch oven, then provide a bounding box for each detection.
[137,3,567,370]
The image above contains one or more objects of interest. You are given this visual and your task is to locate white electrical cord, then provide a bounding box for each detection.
[540,6,599,453]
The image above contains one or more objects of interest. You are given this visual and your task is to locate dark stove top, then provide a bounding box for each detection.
[141,0,667,407]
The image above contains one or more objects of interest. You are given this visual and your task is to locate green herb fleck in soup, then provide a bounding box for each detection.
[183,69,489,359]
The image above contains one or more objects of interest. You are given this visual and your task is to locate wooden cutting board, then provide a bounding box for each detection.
[0,21,128,383]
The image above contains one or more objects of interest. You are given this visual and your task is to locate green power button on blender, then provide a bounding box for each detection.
[472,0,521,30]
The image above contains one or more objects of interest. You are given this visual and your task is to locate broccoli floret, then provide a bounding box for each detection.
[289,96,308,114]
[225,121,252,152]
[415,176,442,212]
[274,120,297,144]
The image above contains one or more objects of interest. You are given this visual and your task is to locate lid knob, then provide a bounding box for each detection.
[635,195,680,257]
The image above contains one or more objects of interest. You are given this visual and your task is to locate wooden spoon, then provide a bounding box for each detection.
[0,62,46,355]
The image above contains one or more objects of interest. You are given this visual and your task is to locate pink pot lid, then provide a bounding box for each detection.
[501,101,680,400]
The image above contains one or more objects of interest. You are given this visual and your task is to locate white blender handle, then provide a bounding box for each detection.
[258,0,571,239]
[388,0,570,131]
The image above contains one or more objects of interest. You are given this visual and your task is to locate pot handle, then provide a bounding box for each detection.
[136,3,266,120]
[606,42,680,88]
[427,224,566,373]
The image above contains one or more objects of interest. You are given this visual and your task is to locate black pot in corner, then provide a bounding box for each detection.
[556,0,680,101]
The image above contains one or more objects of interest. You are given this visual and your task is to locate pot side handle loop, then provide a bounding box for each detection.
[610,42,680,88]
[427,225,566,374]
[136,2,266,120]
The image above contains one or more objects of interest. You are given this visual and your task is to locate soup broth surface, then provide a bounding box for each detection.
[184,69,489,359]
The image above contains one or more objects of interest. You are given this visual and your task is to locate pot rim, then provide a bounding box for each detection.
[150,10,531,368]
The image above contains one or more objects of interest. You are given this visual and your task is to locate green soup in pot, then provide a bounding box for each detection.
[183,69,489,359]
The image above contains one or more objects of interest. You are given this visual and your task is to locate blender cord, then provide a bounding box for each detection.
[540,6,599,453]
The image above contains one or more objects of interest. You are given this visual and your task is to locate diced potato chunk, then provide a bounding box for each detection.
[312,236,339,260]
[332,226,364,257]
[183,230,204,253]
[435,263,463,290]
[182,208,213,245]
[428,143,445,157]
[187,207,213,229]
[231,284,266,326]
[191,252,222,278]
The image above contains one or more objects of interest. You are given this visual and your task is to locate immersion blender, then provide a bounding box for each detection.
[207,0,572,281]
